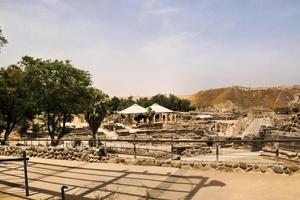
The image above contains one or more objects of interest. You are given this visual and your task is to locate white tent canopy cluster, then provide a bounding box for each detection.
[119,103,176,123]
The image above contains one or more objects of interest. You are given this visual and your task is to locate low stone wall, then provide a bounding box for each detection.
[181,147,212,157]
[262,147,300,162]
[0,146,299,175]
[107,147,168,159]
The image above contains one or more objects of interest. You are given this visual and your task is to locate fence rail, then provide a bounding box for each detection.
[0,151,29,196]
[2,138,300,143]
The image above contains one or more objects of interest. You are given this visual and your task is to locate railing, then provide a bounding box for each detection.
[1,138,300,163]
[0,151,29,196]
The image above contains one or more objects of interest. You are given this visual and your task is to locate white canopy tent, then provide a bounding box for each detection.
[119,104,147,114]
[148,103,176,123]
[149,103,173,113]
[118,103,176,124]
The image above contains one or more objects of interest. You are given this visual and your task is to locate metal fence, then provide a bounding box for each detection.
[1,138,300,163]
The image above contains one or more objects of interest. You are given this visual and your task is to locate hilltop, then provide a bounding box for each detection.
[189,85,300,111]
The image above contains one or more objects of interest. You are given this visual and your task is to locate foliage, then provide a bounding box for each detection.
[109,94,194,112]
[85,88,109,145]
[31,123,41,138]
[146,107,155,123]
[0,54,194,145]
[17,118,30,138]
[0,27,7,51]
[109,96,121,112]
[22,56,92,145]
[0,65,34,144]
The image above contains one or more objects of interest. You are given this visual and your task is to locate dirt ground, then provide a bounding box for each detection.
[0,157,299,200]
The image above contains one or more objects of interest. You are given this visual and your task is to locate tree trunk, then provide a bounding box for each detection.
[50,133,56,146]
[92,131,96,147]
[1,130,10,145]
[1,119,12,145]
[55,113,67,146]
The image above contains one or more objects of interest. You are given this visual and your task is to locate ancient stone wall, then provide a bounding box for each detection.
[262,147,300,162]
[0,146,299,175]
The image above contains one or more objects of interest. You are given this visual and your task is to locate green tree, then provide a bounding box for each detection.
[22,56,91,145]
[118,96,135,111]
[149,94,194,111]
[109,96,121,111]
[0,65,34,144]
[85,88,109,146]
[0,27,7,51]
[136,97,153,108]
[146,107,155,123]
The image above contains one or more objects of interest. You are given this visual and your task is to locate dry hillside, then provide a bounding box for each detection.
[189,85,300,110]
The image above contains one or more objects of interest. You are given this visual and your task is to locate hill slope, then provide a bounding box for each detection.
[189,85,300,110]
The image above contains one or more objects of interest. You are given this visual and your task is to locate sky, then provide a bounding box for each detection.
[0,0,300,97]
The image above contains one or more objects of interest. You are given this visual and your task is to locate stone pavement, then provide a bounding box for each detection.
[0,157,299,200]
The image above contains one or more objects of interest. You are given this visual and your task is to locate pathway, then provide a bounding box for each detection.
[0,157,299,200]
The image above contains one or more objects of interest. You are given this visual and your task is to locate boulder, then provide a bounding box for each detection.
[142,159,154,166]
[288,165,299,172]
[124,159,137,165]
[209,162,218,169]
[224,162,233,168]
[239,162,247,170]
[272,165,284,174]
[155,160,163,166]
[232,163,239,168]
[193,163,203,169]
[284,169,293,176]
[259,165,267,173]
[171,161,181,168]
[246,166,253,172]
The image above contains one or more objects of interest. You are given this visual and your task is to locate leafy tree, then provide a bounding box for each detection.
[0,65,34,144]
[146,107,155,123]
[149,94,194,111]
[85,88,109,146]
[150,94,169,108]
[0,27,7,51]
[136,97,152,108]
[109,96,121,112]
[22,56,91,145]
[119,96,135,110]
[17,118,30,138]
[108,94,194,112]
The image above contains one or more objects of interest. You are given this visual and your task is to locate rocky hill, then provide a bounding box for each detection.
[189,85,300,111]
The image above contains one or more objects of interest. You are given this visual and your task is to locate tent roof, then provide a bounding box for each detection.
[149,103,173,113]
[119,104,147,114]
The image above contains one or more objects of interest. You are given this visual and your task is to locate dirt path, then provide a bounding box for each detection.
[0,157,299,200]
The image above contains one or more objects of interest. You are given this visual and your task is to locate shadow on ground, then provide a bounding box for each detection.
[0,160,226,200]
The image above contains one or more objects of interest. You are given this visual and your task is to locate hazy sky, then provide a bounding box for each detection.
[0,0,299,96]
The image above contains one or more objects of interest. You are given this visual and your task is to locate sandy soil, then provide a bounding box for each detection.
[0,157,299,200]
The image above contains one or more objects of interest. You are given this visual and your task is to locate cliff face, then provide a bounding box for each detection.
[189,85,300,110]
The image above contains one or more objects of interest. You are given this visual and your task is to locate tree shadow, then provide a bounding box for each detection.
[0,161,226,200]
